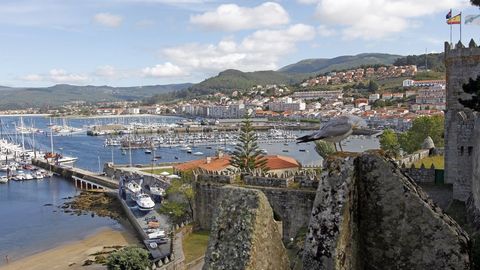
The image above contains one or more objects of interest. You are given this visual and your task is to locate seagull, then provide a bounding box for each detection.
[296,115,378,151]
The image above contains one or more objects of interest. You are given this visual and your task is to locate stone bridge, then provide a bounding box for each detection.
[193,174,317,242]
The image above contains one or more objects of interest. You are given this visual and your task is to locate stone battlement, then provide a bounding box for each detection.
[445,40,480,59]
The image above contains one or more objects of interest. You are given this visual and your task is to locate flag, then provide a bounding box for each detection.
[465,14,480,25]
[447,13,461,25]
[446,9,452,19]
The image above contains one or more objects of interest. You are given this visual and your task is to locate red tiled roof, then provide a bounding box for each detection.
[173,154,300,172]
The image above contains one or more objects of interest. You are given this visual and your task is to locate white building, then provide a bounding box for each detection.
[369,94,380,102]
[268,98,306,112]
[292,90,343,100]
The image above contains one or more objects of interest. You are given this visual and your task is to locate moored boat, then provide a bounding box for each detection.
[126,181,142,193]
[0,176,8,183]
[135,193,155,212]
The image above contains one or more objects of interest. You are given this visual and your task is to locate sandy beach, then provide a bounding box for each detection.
[0,228,139,270]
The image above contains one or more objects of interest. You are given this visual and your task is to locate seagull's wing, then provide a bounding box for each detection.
[352,128,382,136]
[297,121,351,143]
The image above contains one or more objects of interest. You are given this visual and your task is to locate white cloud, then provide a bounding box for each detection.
[163,24,315,72]
[49,69,89,83]
[22,74,43,81]
[93,13,123,28]
[142,62,188,77]
[303,0,466,39]
[96,65,118,78]
[190,2,289,31]
[317,25,336,37]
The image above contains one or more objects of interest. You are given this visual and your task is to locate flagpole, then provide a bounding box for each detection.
[450,24,452,45]
[460,12,462,43]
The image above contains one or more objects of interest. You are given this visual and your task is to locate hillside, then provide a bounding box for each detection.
[279,53,402,74]
[147,69,306,103]
[193,69,305,90]
[0,83,191,109]
[394,53,444,72]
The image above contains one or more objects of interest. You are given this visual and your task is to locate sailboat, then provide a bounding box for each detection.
[44,126,78,165]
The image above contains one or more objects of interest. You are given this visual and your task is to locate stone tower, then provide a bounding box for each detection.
[445,41,480,202]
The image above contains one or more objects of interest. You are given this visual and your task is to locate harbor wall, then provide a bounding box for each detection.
[32,159,119,189]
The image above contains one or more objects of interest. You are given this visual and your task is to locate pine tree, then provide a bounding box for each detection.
[472,0,480,7]
[230,115,268,172]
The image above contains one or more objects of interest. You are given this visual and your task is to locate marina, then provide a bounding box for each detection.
[0,115,380,267]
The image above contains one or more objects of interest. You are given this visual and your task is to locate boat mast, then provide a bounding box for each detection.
[32,126,36,159]
[50,126,54,154]
[129,139,132,167]
[20,117,25,151]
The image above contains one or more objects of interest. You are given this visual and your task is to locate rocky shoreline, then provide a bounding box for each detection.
[60,191,124,220]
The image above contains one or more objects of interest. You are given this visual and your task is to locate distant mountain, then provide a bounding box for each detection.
[0,83,191,109]
[279,53,402,74]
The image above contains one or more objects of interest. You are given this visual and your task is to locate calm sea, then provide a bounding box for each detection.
[0,115,379,264]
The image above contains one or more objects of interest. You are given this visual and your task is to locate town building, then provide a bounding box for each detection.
[292,90,343,100]
[173,154,301,175]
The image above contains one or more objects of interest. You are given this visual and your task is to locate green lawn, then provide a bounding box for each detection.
[141,167,174,175]
[413,155,444,169]
[182,230,210,264]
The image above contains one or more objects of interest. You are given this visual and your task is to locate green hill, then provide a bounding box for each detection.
[192,69,305,90]
[393,53,444,72]
[147,69,306,103]
[279,53,402,74]
[0,83,190,109]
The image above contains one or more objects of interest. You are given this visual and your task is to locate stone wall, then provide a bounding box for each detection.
[397,149,430,168]
[194,179,316,241]
[402,166,436,183]
[294,174,320,189]
[195,172,235,184]
[203,186,289,270]
[243,175,292,188]
[445,41,480,202]
[303,156,359,269]
[303,153,471,269]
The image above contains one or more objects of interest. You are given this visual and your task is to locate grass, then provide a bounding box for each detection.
[141,167,174,175]
[182,230,210,264]
[413,155,444,169]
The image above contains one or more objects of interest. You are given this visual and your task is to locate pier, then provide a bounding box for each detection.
[32,159,119,190]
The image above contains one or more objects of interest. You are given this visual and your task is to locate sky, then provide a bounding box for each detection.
[0,0,478,87]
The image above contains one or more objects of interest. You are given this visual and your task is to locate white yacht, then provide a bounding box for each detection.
[126,181,142,193]
[135,193,155,212]
[150,185,165,197]
[34,171,44,180]
[0,176,8,183]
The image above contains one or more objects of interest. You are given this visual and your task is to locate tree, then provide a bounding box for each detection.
[164,178,195,221]
[231,115,268,172]
[459,76,480,111]
[368,80,379,92]
[314,141,336,159]
[158,201,188,225]
[373,99,386,108]
[398,115,444,153]
[472,0,480,7]
[106,247,149,270]
[379,129,401,157]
